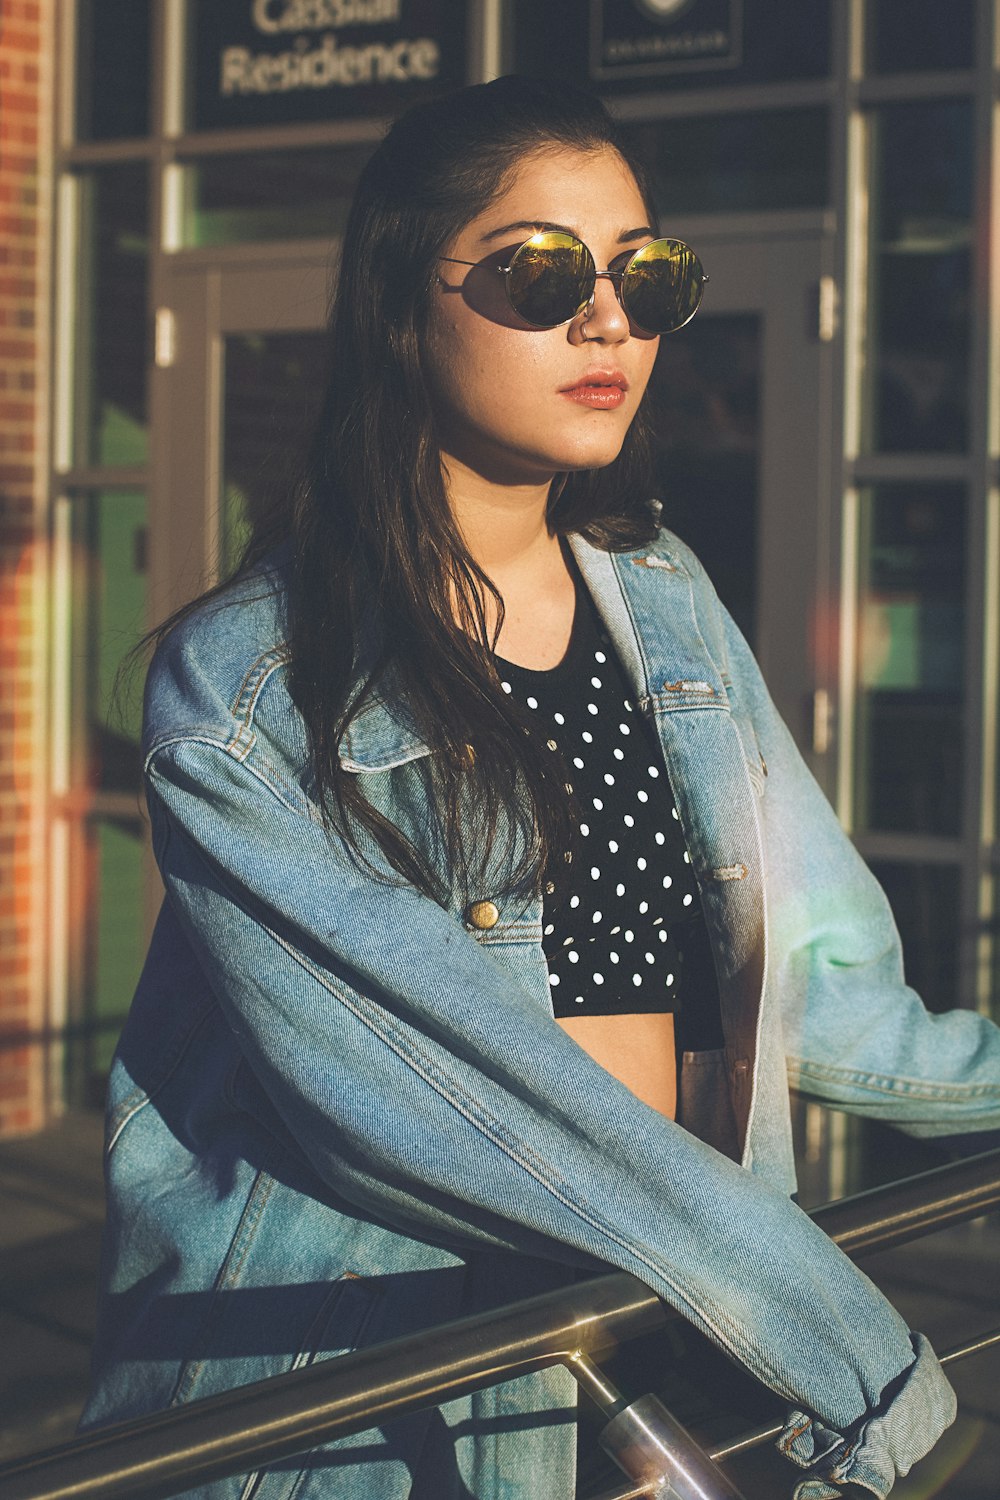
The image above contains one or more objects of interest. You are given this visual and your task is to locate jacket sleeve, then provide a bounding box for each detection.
[712,593,1000,1138]
[144,658,955,1496]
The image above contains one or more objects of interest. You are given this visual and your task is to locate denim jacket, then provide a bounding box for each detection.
[83,528,1000,1499]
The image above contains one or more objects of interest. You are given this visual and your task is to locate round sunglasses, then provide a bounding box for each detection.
[439,230,707,335]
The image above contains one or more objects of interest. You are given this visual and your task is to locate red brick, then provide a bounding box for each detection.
[0,276,37,297]
[0,398,33,421]
[0,26,40,54]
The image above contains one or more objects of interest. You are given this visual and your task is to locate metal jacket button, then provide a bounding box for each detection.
[466,900,500,930]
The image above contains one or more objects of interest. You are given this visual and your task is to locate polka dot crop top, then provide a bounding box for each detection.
[496,568,723,1044]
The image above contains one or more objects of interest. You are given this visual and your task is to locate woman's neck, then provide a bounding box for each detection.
[442,455,576,670]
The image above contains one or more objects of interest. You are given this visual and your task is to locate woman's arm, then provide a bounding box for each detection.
[713,596,1000,1137]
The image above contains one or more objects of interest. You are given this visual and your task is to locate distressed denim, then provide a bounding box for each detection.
[81,529,999,1498]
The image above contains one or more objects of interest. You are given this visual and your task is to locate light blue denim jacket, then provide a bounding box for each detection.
[83,528,1000,1499]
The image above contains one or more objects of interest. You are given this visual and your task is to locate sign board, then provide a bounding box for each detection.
[589,0,742,80]
[190,0,468,130]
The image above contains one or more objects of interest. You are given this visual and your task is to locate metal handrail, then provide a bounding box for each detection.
[2,1148,999,1500]
[587,1327,1000,1500]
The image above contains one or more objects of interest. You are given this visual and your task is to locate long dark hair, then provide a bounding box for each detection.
[199,77,659,903]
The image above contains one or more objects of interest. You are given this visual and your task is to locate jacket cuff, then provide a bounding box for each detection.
[778,1333,957,1498]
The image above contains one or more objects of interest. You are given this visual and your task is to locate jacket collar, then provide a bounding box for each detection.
[338,662,430,773]
[336,532,707,772]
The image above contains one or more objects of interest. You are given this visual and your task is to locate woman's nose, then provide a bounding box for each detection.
[570,274,630,343]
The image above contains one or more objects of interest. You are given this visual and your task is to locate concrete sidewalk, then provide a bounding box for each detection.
[0,1111,105,1463]
[0,1113,997,1496]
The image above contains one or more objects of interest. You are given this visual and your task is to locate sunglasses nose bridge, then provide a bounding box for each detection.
[587,267,628,318]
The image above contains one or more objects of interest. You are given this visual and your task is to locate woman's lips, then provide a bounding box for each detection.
[559,372,629,410]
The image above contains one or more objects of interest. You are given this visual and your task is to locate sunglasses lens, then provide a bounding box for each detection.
[622,239,705,334]
[506,232,595,327]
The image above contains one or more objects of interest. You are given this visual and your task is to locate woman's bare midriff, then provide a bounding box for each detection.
[556,1012,677,1119]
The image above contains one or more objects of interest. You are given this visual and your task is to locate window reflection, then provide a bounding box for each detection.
[868,860,961,1015]
[75,165,150,467]
[863,102,973,454]
[855,485,965,836]
[75,0,152,141]
[867,0,974,75]
[627,109,829,217]
[648,316,760,647]
[67,816,145,1107]
[183,146,374,247]
[221,334,330,574]
[69,491,146,794]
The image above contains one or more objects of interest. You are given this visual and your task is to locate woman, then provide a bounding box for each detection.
[83,77,1000,1498]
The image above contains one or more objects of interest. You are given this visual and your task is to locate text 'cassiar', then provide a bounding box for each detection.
[252,0,401,32]
[221,33,440,93]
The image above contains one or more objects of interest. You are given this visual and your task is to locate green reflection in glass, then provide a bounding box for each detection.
[627,108,829,217]
[71,492,146,794]
[221,333,329,575]
[183,145,374,247]
[76,165,150,466]
[863,101,973,453]
[91,817,144,1079]
[855,485,965,836]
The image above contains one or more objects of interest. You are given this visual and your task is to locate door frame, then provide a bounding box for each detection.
[151,250,336,627]
[667,212,840,789]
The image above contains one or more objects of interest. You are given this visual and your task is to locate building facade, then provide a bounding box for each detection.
[0,0,51,1135]
[0,0,997,1199]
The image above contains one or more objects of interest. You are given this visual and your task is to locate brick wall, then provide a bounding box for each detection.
[0,0,52,1135]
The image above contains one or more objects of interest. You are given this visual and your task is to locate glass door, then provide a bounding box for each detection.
[649,229,835,785]
[154,257,333,622]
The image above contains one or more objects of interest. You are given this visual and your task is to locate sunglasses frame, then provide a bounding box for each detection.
[439,231,707,335]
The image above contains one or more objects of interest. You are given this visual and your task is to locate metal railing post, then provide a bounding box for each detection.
[569,1351,750,1500]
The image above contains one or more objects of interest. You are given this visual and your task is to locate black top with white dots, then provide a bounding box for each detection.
[496,567,723,1045]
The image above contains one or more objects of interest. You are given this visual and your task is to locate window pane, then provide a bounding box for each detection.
[862,102,973,454]
[514,0,831,91]
[70,492,147,794]
[627,108,829,216]
[647,315,760,647]
[67,817,145,1106]
[856,860,965,1193]
[221,334,330,573]
[76,0,152,141]
[75,165,150,467]
[868,860,961,1015]
[182,146,374,247]
[867,0,974,75]
[854,485,965,836]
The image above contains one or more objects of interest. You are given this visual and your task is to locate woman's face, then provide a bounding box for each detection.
[425,146,660,487]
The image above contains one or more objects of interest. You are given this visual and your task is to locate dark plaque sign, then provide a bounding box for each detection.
[589,0,742,80]
[190,0,468,130]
